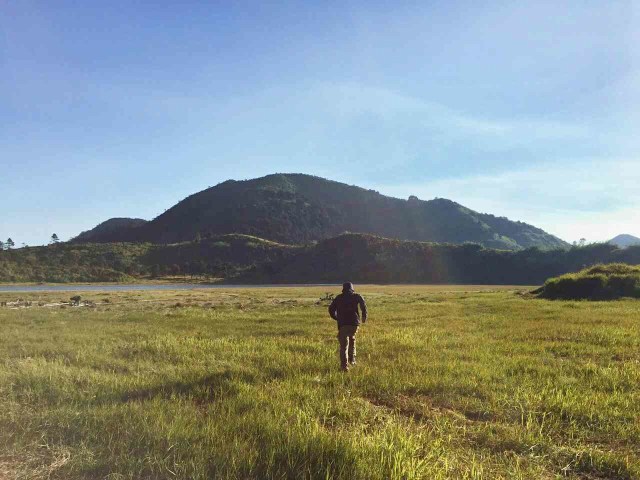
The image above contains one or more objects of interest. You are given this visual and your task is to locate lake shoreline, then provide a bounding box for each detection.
[0,283,535,293]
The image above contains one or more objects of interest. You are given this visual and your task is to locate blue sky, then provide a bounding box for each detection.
[2,1,639,246]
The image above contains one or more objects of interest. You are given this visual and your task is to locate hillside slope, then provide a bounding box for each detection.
[74,218,148,243]
[73,174,568,250]
[0,235,297,283]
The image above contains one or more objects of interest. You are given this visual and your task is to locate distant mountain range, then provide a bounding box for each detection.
[72,173,568,250]
[609,234,640,248]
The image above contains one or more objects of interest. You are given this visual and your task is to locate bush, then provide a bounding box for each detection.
[541,263,640,300]
[583,263,640,275]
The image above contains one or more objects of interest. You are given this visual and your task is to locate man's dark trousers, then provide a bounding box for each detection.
[337,325,358,367]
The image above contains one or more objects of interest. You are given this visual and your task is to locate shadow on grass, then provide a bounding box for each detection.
[113,369,256,405]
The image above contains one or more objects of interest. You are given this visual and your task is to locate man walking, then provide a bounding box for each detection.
[328,282,368,371]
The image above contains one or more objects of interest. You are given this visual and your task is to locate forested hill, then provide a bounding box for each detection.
[0,235,296,283]
[2,234,638,285]
[238,234,640,285]
[73,174,568,250]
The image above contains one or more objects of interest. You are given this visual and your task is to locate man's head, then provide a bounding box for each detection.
[342,282,354,293]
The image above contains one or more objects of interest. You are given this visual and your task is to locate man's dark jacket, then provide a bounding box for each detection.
[329,292,367,327]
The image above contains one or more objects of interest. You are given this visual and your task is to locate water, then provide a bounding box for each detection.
[0,283,335,293]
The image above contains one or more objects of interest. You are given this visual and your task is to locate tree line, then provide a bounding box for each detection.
[0,234,61,250]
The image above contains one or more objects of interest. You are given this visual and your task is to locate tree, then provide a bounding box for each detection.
[579,238,587,247]
[6,238,14,250]
[50,233,60,244]
[0,241,3,251]
[150,264,161,278]
[194,260,207,277]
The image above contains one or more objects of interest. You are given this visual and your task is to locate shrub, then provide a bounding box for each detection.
[584,263,640,275]
[541,263,640,300]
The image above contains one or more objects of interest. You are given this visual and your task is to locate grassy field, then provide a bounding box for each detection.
[0,286,638,479]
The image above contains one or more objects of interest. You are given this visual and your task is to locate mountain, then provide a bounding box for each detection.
[73,218,148,243]
[73,174,568,250]
[609,234,640,248]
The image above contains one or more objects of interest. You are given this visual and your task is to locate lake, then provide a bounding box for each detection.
[0,283,335,293]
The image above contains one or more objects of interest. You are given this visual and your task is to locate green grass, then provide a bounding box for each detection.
[542,263,640,300]
[1,286,639,479]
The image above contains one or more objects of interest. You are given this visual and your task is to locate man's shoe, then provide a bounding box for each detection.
[341,364,349,372]
[349,360,356,366]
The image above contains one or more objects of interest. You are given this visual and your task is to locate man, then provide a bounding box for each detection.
[328,282,368,371]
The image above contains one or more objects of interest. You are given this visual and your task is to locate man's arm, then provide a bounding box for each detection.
[328,297,338,321]
[358,295,367,323]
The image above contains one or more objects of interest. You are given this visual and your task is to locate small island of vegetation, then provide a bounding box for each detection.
[540,263,640,300]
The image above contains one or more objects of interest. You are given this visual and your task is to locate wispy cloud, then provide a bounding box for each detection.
[374,158,640,242]
[314,82,589,140]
